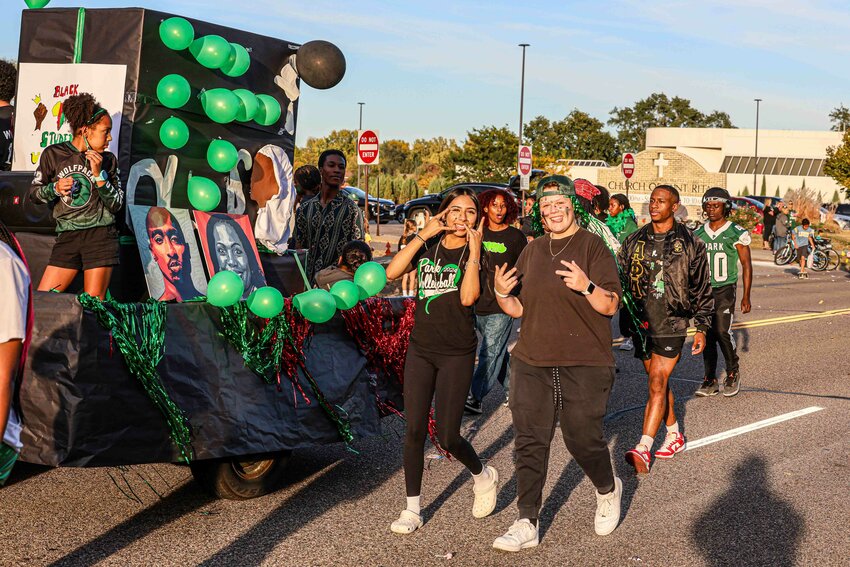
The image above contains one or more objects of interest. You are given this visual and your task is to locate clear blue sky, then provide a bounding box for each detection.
[3,0,848,146]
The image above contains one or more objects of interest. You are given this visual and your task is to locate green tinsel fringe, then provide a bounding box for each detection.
[78,294,194,463]
[218,303,354,445]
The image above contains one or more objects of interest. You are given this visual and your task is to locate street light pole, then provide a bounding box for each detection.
[357,102,365,189]
[518,43,530,217]
[518,43,530,145]
[753,98,762,196]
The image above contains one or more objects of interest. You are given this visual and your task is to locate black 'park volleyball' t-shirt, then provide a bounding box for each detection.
[409,237,476,356]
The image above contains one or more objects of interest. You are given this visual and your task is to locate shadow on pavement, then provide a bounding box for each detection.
[691,455,803,567]
[47,482,216,567]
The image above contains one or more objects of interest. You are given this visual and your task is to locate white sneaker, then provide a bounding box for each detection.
[492,518,539,552]
[472,465,499,518]
[594,477,622,536]
[619,337,633,351]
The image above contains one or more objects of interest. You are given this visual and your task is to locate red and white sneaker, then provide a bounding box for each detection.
[625,445,651,474]
[654,432,686,460]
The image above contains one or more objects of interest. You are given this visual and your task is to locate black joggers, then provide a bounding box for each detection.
[510,357,615,520]
[704,284,738,379]
[402,343,483,497]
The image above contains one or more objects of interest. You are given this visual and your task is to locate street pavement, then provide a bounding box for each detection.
[2,242,849,567]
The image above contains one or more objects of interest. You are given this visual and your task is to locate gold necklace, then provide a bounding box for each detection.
[549,230,577,258]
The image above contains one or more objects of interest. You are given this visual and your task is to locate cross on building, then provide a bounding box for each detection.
[654,153,669,178]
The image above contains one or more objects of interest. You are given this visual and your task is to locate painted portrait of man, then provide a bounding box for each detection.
[194,211,266,300]
[129,205,207,302]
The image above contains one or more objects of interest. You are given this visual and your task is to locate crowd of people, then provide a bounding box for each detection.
[0,74,755,553]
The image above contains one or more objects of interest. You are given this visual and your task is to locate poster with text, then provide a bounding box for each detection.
[194,211,266,299]
[12,63,126,171]
[128,205,208,302]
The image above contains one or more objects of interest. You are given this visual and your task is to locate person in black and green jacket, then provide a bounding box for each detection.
[30,93,122,299]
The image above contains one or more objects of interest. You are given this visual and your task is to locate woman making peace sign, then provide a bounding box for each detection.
[384,187,499,534]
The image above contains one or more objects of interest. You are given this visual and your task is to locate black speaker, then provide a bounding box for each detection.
[0,171,57,234]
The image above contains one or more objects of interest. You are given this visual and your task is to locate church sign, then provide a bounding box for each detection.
[597,149,726,222]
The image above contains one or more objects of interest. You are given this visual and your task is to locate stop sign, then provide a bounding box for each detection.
[518,145,532,176]
[358,130,380,165]
[622,153,635,179]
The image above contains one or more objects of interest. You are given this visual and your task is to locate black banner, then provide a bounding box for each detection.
[19,293,395,467]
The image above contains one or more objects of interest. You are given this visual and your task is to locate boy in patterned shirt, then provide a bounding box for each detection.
[694,187,752,397]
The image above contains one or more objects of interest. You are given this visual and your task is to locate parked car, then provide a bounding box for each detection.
[394,182,513,225]
[730,196,765,211]
[507,168,549,193]
[341,186,396,223]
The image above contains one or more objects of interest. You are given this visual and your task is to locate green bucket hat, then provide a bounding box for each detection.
[534,175,575,198]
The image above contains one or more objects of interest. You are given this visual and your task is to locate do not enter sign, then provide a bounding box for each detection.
[357,130,380,165]
[622,152,635,179]
[518,145,532,176]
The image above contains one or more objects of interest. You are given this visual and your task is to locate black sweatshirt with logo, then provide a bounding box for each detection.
[30,141,123,233]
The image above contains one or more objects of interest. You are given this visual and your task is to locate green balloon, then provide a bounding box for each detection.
[254,94,282,126]
[353,261,387,297]
[201,88,239,124]
[188,176,221,212]
[247,286,284,318]
[221,43,251,77]
[207,270,244,307]
[357,285,369,300]
[156,74,191,109]
[294,288,337,324]
[190,35,231,69]
[233,89,259,122]
[25,0,51,8]
[159,17,194,51]
[207,139,239,173]
[330,279,360,310]
[159,116,189,150]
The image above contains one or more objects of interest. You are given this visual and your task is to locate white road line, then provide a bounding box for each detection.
[685,406,824,451]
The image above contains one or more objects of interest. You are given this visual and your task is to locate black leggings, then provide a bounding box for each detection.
[704,284,738,378]
[403,343,483,497]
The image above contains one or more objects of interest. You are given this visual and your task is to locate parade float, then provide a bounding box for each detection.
[1,6,410,499]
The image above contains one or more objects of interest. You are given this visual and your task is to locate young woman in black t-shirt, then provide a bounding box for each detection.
[384,187,498,534]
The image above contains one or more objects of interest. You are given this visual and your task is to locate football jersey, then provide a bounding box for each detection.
[694,221,751,287]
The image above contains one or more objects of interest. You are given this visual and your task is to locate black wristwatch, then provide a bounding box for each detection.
[581,281,596,296]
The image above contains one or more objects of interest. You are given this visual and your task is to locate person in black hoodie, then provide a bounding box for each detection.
[0,59,16,171]
[30,93,122,299]
[618,185,713,475]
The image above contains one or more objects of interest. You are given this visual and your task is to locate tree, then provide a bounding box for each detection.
[524,111,619,163]
[607,93,734,152]
[378,139,412,176]
[294,129,358,179]
[760,175,767,196]
[825,130,850,195]
[741,185,749,196]
[775,186,781,197]
[450,125,517,182]
[829,105,850,132]
[832,190,841,203]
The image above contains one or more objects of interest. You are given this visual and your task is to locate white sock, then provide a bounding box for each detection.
[472,465,491,487]
[639,435,655,450]
[667,422,680,435]
[406,495,421,516]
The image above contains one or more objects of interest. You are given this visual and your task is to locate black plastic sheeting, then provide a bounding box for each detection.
[18,293,401,467]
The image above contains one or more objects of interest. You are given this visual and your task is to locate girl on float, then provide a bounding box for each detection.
[385,187,498,534]
[30,93,122,299]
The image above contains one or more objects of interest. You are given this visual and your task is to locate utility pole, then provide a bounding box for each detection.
[753,98,762,196]
[357,102,364,188]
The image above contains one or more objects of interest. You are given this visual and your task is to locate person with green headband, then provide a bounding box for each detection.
[30,92,122,300]
[491,175,624,552]
[607,193,639,350]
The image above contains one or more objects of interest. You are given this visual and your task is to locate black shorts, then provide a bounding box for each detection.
[634,335,687,361]
[796,245,810,259]
[49,225,120,271]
